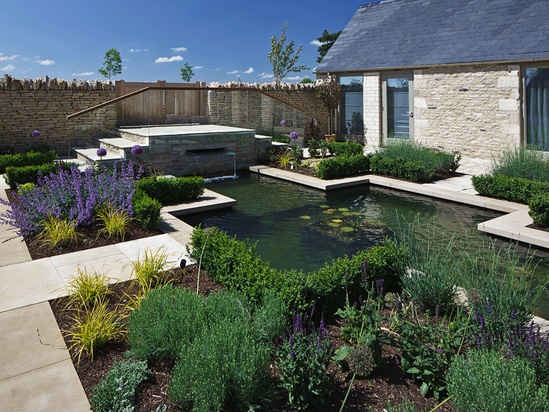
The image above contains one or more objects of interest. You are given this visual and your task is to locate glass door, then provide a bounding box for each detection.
[382,73,414,143]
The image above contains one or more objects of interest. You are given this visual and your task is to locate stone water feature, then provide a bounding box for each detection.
[76,124,273,177]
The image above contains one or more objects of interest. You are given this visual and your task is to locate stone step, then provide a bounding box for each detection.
[75,148,124,168]
[99,137,149,157]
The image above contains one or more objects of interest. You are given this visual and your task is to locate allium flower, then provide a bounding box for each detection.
[280,119,287,126]
[31,130,41,138]
[96,148,107,158]
[289,131,299,140]
[131,144,143,156]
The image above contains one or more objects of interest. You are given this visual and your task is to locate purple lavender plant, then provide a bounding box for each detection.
[0,161,140,236]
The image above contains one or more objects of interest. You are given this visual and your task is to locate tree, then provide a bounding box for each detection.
[268,23,308,88]
[300,77,314,84]
[98,48,122,80]
[180,63,194,82]
[316,30,342,63]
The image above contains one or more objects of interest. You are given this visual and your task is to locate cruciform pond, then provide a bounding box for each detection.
[181,171,549,318]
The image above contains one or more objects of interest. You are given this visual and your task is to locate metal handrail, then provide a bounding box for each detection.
[66,85,310,120]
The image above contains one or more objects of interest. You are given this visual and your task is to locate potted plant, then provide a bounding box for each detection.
[316,78,344,142]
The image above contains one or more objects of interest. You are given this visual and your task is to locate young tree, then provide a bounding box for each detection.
[268,23,308,88]
[180,63,194,82]
[98,48,122,80]
[316,30,342,63]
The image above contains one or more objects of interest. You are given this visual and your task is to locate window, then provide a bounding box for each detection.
[526,67,549,150]
[339,76,364,136]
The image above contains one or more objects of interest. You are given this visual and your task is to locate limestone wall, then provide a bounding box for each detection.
[0,76,330,156]
[413,64,521,158]
[207,83,329,137]
[0,75,116,155]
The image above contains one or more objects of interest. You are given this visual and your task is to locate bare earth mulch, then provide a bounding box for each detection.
[48,264,454,412]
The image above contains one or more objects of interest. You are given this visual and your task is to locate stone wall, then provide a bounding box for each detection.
[0,77,330,156]
[0,75,116,156]
[207,83,329,137]
[413,64,521,158]
[363,73,382,152]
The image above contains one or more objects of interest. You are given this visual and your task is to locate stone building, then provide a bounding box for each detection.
[315,0,549,159]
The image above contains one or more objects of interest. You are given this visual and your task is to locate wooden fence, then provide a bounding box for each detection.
[115,80,208,126]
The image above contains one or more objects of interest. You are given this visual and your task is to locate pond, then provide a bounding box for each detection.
[182,171,549,318]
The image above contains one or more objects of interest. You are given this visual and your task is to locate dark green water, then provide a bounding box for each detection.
[182,172,549,318]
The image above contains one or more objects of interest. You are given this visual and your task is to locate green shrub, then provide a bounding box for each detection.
[187,227,279,304]
[0,150,57,174]
[471,174,549,204]
[91,359,149,412]
[529,193,549,227]
[370,154,428,182]
[169,320,271,412]
[491,146,549,182]
[315,154,370,180]
[5,163,59,189]
[127,286,205,361]
[447,350,548,412]
[379,140,459,174]
[326,141,364,157]
[132,189,162,230]
[136,175,205,205]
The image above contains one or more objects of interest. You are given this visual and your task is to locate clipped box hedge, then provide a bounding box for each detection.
[5,163,61,189]
[326,141,364,158]
[132,189,162,230]
[471,174,549,204]
[316,154,370,180]
[135,175,205,206]
[0,150,57,174]
[187,226,408,315]
[369,154,430,182]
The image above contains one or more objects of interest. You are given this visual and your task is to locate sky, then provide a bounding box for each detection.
[0,0,372,84]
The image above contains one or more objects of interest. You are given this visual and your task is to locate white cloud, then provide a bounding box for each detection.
[1,64,15,71]
[284,75,303,81]
[155,55,183,63]
[227,70,239,75]
[171,47,188,52]
[130,48,150,53]
[0,54,18,61]
[310,39,324,47]
[72,71,94,77]
[258,72,274,79]
[244,67,254,74]
[37,59,55,66]
[193,66,203,69]
[213,68,221,72]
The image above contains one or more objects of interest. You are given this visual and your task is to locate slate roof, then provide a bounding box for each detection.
[316,0,549,73]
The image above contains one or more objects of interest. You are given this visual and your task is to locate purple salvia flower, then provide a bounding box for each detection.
[486,298,493,314]
[375,278,384,296]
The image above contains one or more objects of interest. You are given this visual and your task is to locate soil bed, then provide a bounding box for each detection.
[50,265,455,412]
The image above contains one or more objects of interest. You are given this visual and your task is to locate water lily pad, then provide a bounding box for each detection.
[331,219,343,223]
[338,207,349,212]
[300,215,311,220]
[323,209,337,215]
[319,204,330,209]
[328,222,340,228]
[343,211,361,217]
[340,226,354,232]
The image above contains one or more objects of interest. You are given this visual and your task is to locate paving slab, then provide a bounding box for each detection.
[0,359,90,412]
[0,259,65,313]
[0,302,69,381]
